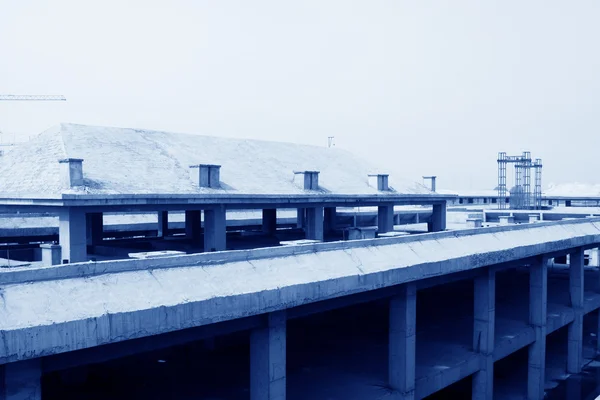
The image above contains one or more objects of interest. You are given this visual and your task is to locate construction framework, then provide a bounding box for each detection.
[497,151,543,210]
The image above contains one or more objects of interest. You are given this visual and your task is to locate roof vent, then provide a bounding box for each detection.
[190,164,221,188]
[368,174,389,191]
[58,158,84,188]
[294,171,319,190]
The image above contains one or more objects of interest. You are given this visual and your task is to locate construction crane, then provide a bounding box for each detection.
[0,94,66,101]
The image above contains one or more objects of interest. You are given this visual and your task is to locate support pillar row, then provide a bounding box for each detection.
[528,257,548,400]
[305,207,324,241]
[204,206,226,252]
[389,283,416,400]
[59,207,87,263]
[378,205,394,234]
[568,248,584,374]
[472,268,495,400]
[262,209,277,235]
[250,311,287,400]
[157,211,169,237]
[428,202,447,232]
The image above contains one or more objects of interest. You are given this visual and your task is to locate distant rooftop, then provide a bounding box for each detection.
[0,123,438,200]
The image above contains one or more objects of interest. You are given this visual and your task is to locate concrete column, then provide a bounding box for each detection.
[389,283,416,400]
[528,257,548,400]
[472,268,495,400]
[2,359,41,400]
[40,244,61,266]
[428,202,447,232]
[85,212,103,246]
[250,311,286,400]
[59,207,87,263]
[305,207,324,241]
[378,205,394,234]
[185,210,202,240]
[296,208,305,229]
[324,207,337,234]
[204,206,226,252]
[568,248,584,374]
[262,209,277,235]
[157,211,169,237]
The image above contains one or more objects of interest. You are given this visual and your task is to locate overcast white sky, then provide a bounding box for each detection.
[1,1,598,190]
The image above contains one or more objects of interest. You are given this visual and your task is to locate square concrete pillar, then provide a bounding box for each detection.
[41,244,62,266]
[59,207,87,263]
[185,210,202,241]
[262,209,277,235]
[568,248,584,374]
[204,206,226,252]
[157,211,169,237]
[296,208,305,229]
[528,257,548,400]
[324,207,337,233]
[3,359,41,400]
[251,310,286,400]
[472,268,495,400]
[305,207,324,241]
[85,212,103,246]
[389,283,416,400]
[378,205,394,234]
[428,202,447,232]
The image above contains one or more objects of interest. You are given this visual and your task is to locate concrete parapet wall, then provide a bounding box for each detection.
[1,218,600,365]
[2,217,600,286]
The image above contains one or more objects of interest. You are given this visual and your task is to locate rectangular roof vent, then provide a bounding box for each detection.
[190,164,221,188]
[294,171,319,190]
[58,158,84,188]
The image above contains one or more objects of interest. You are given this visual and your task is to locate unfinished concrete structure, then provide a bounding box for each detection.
[2,218,600,399]
[0,123,450,264]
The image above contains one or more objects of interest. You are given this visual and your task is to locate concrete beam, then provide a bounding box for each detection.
[568,247,584,374]
[157,211,169,237]
[528,257,548,400]
[389,283,416,400]
[184,210,201,240]
[305,207,324,241]
[250,311,286,400]
[2,359,41,400]
[262,209,277,235]
[472,268,495,400]
[85,212,103,246]
[59,207,87,263]
[204,206,226,252]
[378,205,394,234]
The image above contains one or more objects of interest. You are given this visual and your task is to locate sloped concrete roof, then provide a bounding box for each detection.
[0,123,433,199]
[1,218,600,363]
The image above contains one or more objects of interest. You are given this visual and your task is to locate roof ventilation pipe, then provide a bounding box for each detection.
[190,164,221,188]
[368,174,389,191]
[58,158,84,188]
[294,171,320,190]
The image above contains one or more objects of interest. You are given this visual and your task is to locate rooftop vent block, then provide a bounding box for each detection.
[368,174,389,191]
[294,171,319,190]
[58,158,84,188]
[190,164,221,188]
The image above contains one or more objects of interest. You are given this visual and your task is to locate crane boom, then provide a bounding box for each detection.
[0,95,66,101]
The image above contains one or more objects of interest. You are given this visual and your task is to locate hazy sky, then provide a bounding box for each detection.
[1,1,598,190]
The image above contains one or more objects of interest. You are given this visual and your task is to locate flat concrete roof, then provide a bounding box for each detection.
[1,218,600,364]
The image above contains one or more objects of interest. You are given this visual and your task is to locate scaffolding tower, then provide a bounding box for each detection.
[497,151,543,210]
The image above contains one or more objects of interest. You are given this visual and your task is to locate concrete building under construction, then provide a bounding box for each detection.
[1,124,600,400]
